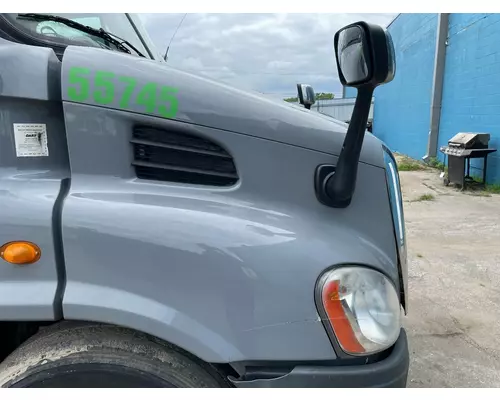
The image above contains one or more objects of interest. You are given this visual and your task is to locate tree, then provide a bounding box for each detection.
[283,93,334,103]
[315,92,334,100]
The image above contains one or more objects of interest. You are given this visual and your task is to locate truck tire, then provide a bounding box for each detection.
[0,322,228,388]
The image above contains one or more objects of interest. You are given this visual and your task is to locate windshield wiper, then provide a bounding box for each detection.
[17,13,146,58]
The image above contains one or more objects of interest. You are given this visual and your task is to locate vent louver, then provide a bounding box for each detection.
[131,126,238,186]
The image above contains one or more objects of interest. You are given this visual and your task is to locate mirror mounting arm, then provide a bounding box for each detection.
[322,86,374,208]
[315,20,395,209]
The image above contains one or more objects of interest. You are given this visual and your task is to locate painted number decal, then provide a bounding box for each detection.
[67,67,178,118]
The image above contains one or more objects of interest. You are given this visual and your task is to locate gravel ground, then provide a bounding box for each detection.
[399,167,500,387]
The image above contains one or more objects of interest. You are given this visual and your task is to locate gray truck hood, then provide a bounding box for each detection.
[62,46,385,168]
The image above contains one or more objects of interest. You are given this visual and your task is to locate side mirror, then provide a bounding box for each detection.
[297,83,315,110]
[316,21,396,208]
[335,22,395,88]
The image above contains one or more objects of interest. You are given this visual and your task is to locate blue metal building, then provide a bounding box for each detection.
[345,13,500,183]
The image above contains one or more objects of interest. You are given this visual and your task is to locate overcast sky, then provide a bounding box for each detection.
[138,13,397,99]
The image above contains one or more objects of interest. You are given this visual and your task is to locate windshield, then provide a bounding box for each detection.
[3,13,155,59]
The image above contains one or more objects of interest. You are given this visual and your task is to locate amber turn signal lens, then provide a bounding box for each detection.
[322,279,365,354]
[0,241,41,265]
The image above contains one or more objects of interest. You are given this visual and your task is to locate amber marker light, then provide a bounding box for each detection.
[0,241,41,265]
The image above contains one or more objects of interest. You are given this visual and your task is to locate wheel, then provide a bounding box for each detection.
[0,322,228,388]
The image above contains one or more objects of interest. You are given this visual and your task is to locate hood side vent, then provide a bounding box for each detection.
[131,126,238,186]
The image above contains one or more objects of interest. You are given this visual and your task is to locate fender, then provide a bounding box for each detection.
[57,45,400,364]
[0,40,69,321]
[59,105,398,363]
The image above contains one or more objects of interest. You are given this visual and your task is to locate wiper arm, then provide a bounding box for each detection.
[17,13,146,58]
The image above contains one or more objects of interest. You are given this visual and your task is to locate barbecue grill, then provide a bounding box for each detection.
[439,132,497,189]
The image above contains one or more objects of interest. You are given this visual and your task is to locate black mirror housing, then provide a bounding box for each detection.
[297,83,316,109]
[334,21,395,88]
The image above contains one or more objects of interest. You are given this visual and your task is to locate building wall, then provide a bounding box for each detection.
[372,13,438,160]
[344,86,357,99]
[438,13,500,181]
[364,13,500,183]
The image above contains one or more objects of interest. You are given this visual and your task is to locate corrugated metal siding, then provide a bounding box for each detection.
[313,98,374,122]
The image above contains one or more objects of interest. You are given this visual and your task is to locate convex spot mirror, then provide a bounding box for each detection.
[334,21,395,88]
[297,83,315,109]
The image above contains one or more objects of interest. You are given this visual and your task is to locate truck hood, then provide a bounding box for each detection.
[61,46,385,168]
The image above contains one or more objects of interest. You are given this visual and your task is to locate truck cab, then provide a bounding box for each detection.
[0,13,408,388]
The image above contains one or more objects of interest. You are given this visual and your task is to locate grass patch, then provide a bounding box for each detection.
[414,193,435,202]
[465,176,500,195]
[396,154,426,171]
[427,157,445,170]
[398,162,424,171]
[394,154,447,172]
[485,183,500,194]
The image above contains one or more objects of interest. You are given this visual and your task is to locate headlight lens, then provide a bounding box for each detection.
[318,266,401,355]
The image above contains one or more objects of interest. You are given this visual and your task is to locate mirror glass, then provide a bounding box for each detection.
[302,84,315,105]
[337,25,369,85]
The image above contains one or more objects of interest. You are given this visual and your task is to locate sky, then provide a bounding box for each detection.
[138,13,397,99]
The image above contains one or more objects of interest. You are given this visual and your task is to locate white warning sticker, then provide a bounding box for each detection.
[13,123,49,157]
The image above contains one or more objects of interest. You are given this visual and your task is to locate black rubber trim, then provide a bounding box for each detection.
[229,329,409,388]
[51,177,70,319]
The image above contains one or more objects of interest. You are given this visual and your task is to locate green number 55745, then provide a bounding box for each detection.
[67,67,178,119]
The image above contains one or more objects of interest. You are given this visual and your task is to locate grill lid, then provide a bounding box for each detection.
[448,132,490,149]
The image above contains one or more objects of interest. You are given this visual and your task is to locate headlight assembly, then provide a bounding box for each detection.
[316,266,401,356]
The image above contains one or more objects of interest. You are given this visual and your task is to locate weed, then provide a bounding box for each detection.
[485,183,500,194]
[396,154,426,171]
[394,154,447,172]
[417,253,423,258]
[427,157,445,170]
[466,176,500,195]
[414,193,435,202]
[398,162,424,171]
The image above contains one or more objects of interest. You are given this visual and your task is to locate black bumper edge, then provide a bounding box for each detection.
[229,329,409,388]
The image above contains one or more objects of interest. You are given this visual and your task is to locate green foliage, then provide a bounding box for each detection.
[414,193,435,202]
[396,154,426,171]
[470,176,500,194]
[398,162,424,171]
[486,184,500,194]
[315,92,334,100]
[283,92,334,103]
[427,157,445,170]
